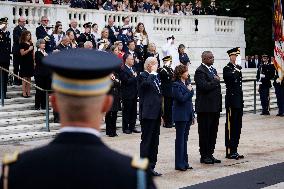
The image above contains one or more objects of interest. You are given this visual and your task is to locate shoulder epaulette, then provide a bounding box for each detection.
[131,155,149,170]
[3,151,19,165]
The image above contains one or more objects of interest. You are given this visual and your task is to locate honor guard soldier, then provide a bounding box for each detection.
[0,17,11,99]
[223,47,244,160]
[159,56,174,128]
[0,49,156,189]
[256,54,275,115]
[77,22,96,49]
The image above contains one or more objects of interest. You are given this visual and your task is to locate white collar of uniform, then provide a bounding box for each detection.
[202,63,212,70]
[60,126,101,137]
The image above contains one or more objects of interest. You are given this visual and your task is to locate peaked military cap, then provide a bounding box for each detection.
[167,35,175,40]
[162,56,172,62]
[83,22,92,28]
[43,49,121,96]
[0,17,8,24]
[262,54,268,58]
[227,47,239,56]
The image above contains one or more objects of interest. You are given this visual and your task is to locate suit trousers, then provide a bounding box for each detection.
[197,112,220,158]
[175,121,190,169]
[0,61,10,98]
[163,96,173,126]
[140,118,160,170]
[13,53,21,84]
[275,84,284,114]
[105,111,118,135]
[122,99,137,132]
[35,75,51,109]
[259,85,270,113]
[225,108,243,155]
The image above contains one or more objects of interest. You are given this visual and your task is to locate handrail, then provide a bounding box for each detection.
[0,66,52,131]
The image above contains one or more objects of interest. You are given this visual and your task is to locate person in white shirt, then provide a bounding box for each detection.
[162,35,180,70]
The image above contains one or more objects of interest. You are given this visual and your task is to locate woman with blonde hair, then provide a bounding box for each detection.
[146,42,160,67]
[97,28,112,51]
[19,30,34,98]
[114,40,125,60]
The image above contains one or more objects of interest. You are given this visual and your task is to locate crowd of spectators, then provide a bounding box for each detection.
[6,0,223,16]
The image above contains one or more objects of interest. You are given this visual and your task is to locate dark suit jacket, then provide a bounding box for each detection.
[194,64,222,113]
[106,25,119,44]
[223,62,243,109]
[34,51,51,77]
[12,25,27,54]
[172,80,194,122]
[66,27,81,41]
[119,65,138,100]
[0,132,156,189]
[36,25,55,53]
[139,73,162,120]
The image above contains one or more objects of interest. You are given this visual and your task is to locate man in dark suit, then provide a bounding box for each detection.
[0,17,11,99]
[127,40,142,73]
[206,0,218,15]
[66,19,81,42]
[77,22,96,49]
[56,36,71,51]
[12,16,27,85]
[223,47,245,160]
[105,17,119,44]
[0,49,156,189]
[36,16,55,53]
[256,55,275,115]
[159,56,174,128]
[120,53,140,134]
[139,57,162,177]
[194,51,222,164]
[248,55,256,68]
[117,16,133,52]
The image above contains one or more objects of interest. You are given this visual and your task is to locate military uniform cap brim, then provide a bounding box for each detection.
[227,47,239,56]
[162,56,172,61]
[83,22,92,28]
[0,17,8,23]
[43,49,121,79]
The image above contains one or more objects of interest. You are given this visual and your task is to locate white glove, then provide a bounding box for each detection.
[260,74,265,78]
[167,39,172,44]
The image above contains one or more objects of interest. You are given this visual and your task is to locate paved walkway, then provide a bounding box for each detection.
[0,112,283,189]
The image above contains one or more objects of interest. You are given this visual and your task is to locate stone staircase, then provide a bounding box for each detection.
[0,69,277,144]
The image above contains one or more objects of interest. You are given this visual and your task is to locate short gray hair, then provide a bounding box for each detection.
[201,51,212,62]
[144,57,158,71]
[36,39,45,48]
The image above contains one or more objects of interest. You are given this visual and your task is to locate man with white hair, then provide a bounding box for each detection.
[36,16,55,53]
[66,19,81,41]
[83,41,93,49]
[138,57,162,177]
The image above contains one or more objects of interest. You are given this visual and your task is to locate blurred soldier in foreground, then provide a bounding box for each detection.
[0,49,156,189]
[272,56,284,117]
[223,47,244,160]
[0,17,11,99]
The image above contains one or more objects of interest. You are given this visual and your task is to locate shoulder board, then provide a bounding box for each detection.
[131,155,149,170]
[3,151,19,165]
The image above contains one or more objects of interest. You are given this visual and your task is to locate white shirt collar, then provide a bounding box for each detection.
[202,63,212,70]
[60,126,101,137]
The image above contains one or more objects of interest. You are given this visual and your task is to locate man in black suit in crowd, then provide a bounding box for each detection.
[56,36,71,51]
[66,19,81,42]
[105,17,119,44]
[254,55,260,68]
[12,16,27,85]
[77,22,96,49]
[159,56,174,128]
[248,55,256,68]
[194,51,222,164]
[139,57,162,177]
[127,40,142,73]
[36,16,55,54]
[120,54,141,134]
[0,17,11,99]
[0,49,156,189]
[206,0,218,15]
[223,47,245,160]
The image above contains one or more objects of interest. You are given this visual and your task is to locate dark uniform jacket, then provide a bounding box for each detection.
[56,43,72,51]
[172,80,194,122]
[119,65,138,100]
[0,132,156,189]
[223,62,244,109]
[0,29,11,63]
[139,72,162,120]
[77,32,96,49]
[159,65,174,97]
[179,52,190,66]
[36,25,55,53]
[12,25,27,55]
[194,64,222,112]
[256,62,275,88]
[66,27,80,41]
[105,25,119,44]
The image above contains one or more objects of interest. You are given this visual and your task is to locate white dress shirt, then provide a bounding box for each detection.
[60,126,101,137]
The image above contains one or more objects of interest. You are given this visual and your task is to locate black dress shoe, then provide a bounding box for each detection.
[163,124,173,128]
[210,156,221,163]
[150,170,162,176]
[185,165,193,169]
[132,129,141,133]
[175,167,187,171]
[276,113,284,116]
[200,157,214,164]
[124,130,132,134]
[260,112,270,115]
[227,152,244,160]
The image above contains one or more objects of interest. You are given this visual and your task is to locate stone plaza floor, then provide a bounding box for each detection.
[0,111,283,189]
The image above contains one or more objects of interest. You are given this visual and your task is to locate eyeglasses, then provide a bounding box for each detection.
[42,20,49,22]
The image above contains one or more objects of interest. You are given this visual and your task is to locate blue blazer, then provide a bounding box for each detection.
[172,80,194,122]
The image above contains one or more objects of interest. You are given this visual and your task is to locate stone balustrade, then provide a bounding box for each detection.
[0,1,246,70]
